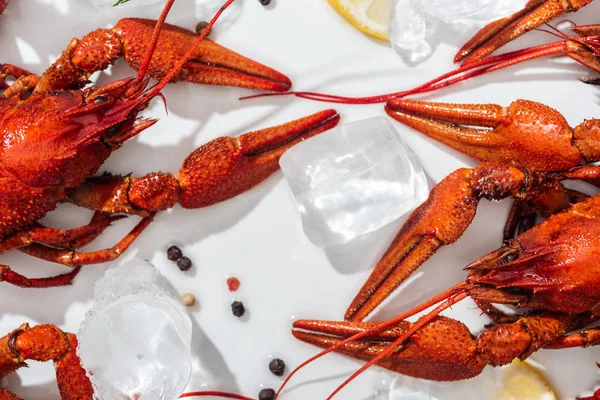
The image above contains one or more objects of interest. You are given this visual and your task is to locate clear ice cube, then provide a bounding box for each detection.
[77,259,192,400]
[389,0,527,62]
[280,117,428,248]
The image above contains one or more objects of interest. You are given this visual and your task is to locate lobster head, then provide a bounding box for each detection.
[466,195,600,315]
[0,78,156,188]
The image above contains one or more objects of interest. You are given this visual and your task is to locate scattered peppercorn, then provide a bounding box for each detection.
[195,21,211,36]
[177,256,193,271]
[258,0,271,5]
[231,301,245,317]
[227,277,240,292]
[268,358,285,377]
[181,293,196,307]
[258,388,275,400]
[167,245,182,261]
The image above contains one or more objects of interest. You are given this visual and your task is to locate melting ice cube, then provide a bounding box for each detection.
[280,117,428,248]
[77,259,192,400]
[389,0,527,62]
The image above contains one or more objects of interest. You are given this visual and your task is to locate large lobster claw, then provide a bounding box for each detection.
[112,18,292,92]
[68,110,341,213]
[292,317,486,381]
[37,18,292,93]
[385,98,600,172]
[455,0,594,64]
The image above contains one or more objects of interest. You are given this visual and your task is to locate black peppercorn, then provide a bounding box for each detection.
[177,256,193,271]
[258,0,271,5]
[167,245,182,261]
[268,358,285,377]
[195,21,211,36]
[258,388,275,400]
[231,301,245,317]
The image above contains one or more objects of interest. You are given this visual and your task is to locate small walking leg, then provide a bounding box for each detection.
[19,216,153,267]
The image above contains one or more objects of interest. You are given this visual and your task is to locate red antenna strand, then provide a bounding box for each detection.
[135,0,177,82]
[240,40,568,105]
[141,0,235,102]
[180,391,253,400]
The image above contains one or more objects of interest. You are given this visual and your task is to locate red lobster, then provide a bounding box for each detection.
[0,1,339,289]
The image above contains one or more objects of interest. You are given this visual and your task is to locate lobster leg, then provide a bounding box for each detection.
[503,201,537,241]
[546,327,600,349]
[36,19,291,92]
[473,298,521,326]
[18,216,152,267]
[0,213,122,288]
[67,110,340,213]
[0,324,93,400]
[0,212,121,255]
[455,0,594,64]
[28,213,123,249]
[0,265,82,289]
[0,64,33,89]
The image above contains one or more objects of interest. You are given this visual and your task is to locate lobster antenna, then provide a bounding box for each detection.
[240,41,565,104]
[276,281,468,397]
[135,0,177,82]
[140,0,235,102]
[179,391,253,399]
[325,290,469,399]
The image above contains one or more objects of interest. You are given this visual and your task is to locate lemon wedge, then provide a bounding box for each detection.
[327,0,392,40]
[495,360,557,400]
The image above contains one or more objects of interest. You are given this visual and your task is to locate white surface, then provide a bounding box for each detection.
[84,0,164,9]
[279,117,428,248]
[1,0,600,399]
[78,259,192,400]
[389,0,526,62]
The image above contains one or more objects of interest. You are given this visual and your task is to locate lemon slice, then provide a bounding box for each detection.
[495,360,557,400]
[327,0,392,40]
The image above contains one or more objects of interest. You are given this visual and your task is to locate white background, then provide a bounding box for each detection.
[1,0,600,398]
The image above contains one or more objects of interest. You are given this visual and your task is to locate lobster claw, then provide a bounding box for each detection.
[345,168,479,322]
[175,109,340,208]
[112,18,291,92]
[455,0,594,64]
[292,317,485,381]
[385,98,583,172]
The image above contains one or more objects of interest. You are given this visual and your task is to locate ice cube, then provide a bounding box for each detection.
[389,0,527,62]
[280,117,428,248]
[77,259,192,400]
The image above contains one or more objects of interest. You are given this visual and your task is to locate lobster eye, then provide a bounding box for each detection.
[503,253,518,263]
[106,123,122,135]
[93,96,108,104]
